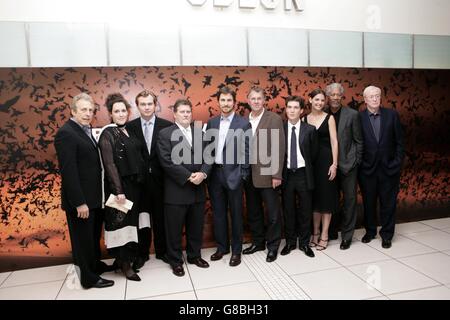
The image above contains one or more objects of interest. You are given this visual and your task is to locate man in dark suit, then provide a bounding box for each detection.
[54,93,114,289]
[326,83,364,250]
[242,86,286,263]
[359,86,404,249]
[157,99,212,276]
[127,90,172,269]
[206,86,251,267]
[281,96,318,258]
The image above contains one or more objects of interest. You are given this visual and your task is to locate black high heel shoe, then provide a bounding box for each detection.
[121,261,141,281]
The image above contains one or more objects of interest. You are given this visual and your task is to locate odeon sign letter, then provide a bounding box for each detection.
[187,0,304,11]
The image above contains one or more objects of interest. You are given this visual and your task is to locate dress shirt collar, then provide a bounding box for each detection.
[221,112,235,122]
[249,108,264,122]
[141,115,155,126]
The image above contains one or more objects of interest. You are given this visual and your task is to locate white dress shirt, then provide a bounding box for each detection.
[287,121,306,169]
[215,112,234,164]
[141,115,155,154]
[249,109,264,136]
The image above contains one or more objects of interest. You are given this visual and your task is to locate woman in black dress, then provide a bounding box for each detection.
[305,89,338,251]
[99,93,146,281]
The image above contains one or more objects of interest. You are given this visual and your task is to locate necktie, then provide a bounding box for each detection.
[370,113,380,142]
[82,125,96,145]
[184,127,192,146]
[144,122,152,153]
[290,126,298,169]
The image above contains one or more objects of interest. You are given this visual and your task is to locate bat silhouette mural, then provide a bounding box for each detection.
[0,66,449,272]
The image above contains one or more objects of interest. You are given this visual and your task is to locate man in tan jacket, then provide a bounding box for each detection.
[243,86,286,262]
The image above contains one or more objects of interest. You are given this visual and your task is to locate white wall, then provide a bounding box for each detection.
[0,0,449,68]
[0,0,449,36]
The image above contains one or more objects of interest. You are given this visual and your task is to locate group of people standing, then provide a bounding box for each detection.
[54,82,404,288]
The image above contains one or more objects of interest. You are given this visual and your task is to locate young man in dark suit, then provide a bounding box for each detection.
[157,99,212,277]
[206,86,251,267]
[326,83,364,250]
[359,86,404,249]
[127,90,172,269]
[281,96,318,258]
[54,93,114,289]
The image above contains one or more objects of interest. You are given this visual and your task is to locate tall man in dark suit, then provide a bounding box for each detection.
[54,93,114,289]
[326,83,364,250]
[127,90,172,269]
[359,86,404,249]
[206,86,251,267]
[242,86,286,263]
[281,96,318,258]
[157,99,212,276]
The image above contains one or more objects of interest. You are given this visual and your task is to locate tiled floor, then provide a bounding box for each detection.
[1,218,450,300]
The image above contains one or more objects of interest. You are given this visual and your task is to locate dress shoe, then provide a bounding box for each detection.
[266,250,278,262]
[340,240,352,250]
[242,244,265,255]
[280,244,296,256]
[299,245,315,258]
[210,250,230,261]
[382,239,392,249]
[172,265,185,277]
[155,254,169,264]
[91,278,114,288]
[361,234,375,243]
[229,254,241,267]
[121,261,141,281]
[187,257,210,268]
[133,256,149,271]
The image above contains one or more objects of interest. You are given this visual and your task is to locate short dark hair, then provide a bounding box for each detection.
[308,88,326,99]
[285,95,305,108]
[105,93,131,113]
[135,89,158,106]
[217,86,236,102]
[173,99,192,112]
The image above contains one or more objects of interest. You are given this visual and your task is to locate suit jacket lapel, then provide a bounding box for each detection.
[299,122,307,147]
[224,115,239,148]
[337,107,347,138]
[379,107,387,143]
[362,110,377,143]
[150,117,162,153]
[69,120,97,149]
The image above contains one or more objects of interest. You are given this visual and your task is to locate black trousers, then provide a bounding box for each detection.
[329,167,358,242]
[208,166,244,255]
[65,208,104,287]
[282,168,313,247]
[359,167,400,241]
[164,202,205,267]
[137,172,166,259]
[244,179,282,251]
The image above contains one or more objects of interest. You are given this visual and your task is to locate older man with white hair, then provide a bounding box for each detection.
[358,86,404,249]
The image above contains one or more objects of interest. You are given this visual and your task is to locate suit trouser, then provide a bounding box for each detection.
[164,202,205,267]
[66,208,103,287]
[282,169,313,247]
[329,167,358,242]
[208,167,244,255]
[137,173,166,259]
[359,167,400,241]
[244,179,282,251]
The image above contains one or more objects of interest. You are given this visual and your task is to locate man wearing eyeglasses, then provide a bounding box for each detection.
[359,86,404,249]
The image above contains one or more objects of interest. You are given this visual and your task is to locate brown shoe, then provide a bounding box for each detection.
[210,250,230,261]
[229,254,241,267]
[172,265,185,277]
